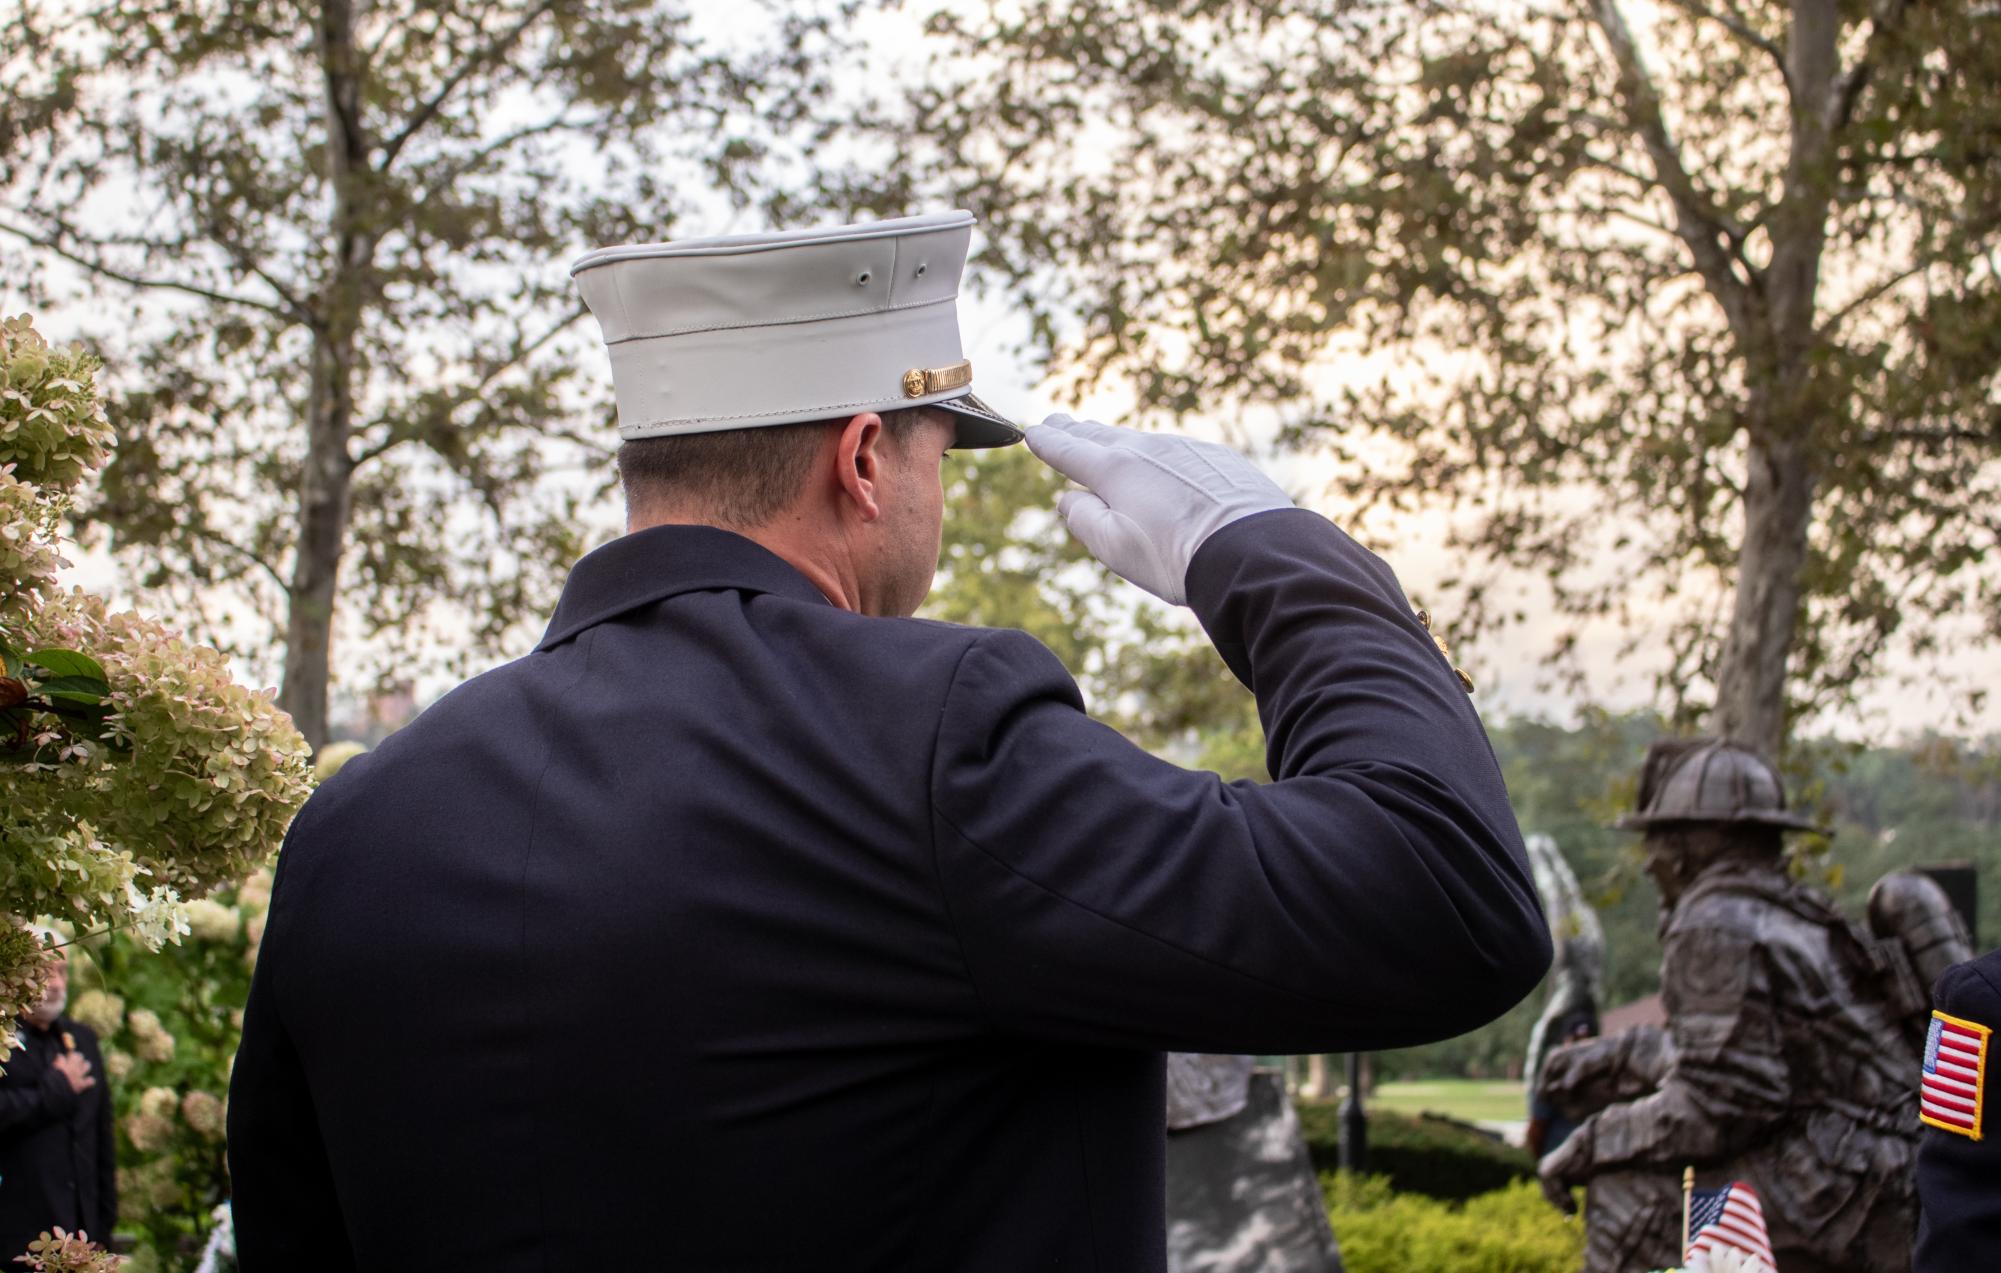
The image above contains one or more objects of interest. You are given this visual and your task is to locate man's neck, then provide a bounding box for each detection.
[627,513,863,612]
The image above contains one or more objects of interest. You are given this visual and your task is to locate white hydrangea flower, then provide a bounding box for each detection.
[128,1008,177,1062]
[67,988,125,1036]
[180,1089,226,1141]
[125,882,191,950]
[182,898,241,944]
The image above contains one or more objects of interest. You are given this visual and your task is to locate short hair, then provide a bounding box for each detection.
[617,408,940,529]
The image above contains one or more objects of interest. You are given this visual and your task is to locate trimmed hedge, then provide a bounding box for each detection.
[1296,1104,1536,1202]
[1324,1173,1584,1273]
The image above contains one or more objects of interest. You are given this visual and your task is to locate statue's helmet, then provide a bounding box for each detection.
[1614,738,1826,833]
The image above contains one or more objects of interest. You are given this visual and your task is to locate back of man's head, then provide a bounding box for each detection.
[618,408,934,530]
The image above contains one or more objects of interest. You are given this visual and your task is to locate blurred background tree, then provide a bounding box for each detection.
[889,0,2001,759]
[0,0,879,749]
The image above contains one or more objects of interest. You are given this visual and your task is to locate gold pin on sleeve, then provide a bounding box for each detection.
[1416,608,1476,694]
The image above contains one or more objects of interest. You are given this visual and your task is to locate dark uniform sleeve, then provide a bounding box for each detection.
[0,1052,80,1137]
[1915,950,2001,1273]
[928,508,1551,1054]
[227,821,357,1272]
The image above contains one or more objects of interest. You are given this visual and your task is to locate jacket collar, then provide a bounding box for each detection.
[538,524,833,650]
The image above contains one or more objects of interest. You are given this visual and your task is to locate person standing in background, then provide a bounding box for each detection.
[0,942,116,1259]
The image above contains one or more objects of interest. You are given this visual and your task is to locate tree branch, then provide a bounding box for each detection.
[186,523,293,594]
[375,0,564,171]
[1588,0,1757,337]
[204,227,314,323]
[415,110,607,204]
[1870,426,1999,448]
[350,302,590,469]
[1659,0,1793,94]
[0,219,296,318]
[1820,259,1932,336]
[1829,0,1915,136]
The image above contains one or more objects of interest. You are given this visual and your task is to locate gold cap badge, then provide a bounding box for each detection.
[901,360,972,398]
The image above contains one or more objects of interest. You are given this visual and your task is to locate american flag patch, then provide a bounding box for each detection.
[1921,1009,1991,1140]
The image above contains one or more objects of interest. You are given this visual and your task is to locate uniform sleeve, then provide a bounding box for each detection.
[227,826,357,1272]
[928,507,1551,1055]
[0,1057,79,1137]
[1577,926,1791,1170]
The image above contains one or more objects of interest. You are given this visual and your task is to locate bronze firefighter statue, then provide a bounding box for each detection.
[1534,738,1969,1273]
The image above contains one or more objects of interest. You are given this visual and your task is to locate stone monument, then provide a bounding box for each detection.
[1523,832,1606,1158]
[1165,1054,1342,1273]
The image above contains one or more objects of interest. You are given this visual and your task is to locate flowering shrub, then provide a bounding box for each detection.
[67,866,271,1273]
[0,312,311,1029]
[10,1228,121,1273]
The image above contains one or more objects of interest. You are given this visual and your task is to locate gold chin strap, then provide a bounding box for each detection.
[902,360,973,398]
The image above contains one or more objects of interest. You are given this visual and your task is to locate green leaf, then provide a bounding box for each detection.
[33,674,111,704]
[42,696,113,723]
[0,631,17,676]
[25,649,108,683]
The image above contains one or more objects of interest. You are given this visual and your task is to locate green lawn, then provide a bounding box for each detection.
[1368,1079,1527,1125]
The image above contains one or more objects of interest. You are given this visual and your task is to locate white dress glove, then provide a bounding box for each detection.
[1024,414,1294,605]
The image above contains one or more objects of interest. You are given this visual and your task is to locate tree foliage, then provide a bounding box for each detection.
[895,0,2001,756]
[0,0,875,746]
[0,313,309,1036]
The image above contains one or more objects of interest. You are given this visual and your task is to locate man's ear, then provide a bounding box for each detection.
[834,411,886,523]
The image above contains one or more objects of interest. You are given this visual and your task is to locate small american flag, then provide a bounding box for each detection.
[1920,1010,1990,1140]
[1686,1181,1776,1271]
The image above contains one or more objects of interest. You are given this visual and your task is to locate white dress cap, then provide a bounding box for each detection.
[571,210,1020,449]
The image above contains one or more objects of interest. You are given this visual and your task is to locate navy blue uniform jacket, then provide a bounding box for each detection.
[228,508,1550,1270]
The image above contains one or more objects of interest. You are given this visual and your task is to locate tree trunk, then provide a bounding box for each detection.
[278,0,370,752]
[279,328,357,752]
[1709,2,1841,760]
[1305,1052,1332,1100]
[1713,427,1815,757]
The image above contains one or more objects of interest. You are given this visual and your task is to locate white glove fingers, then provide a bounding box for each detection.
[1025,423,1118,488]
[1054,491,1171,597]
[1051,416,1134,448]
[1037,412,1288,607]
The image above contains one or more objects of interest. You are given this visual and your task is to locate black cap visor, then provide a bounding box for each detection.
[931,392,1023,449]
